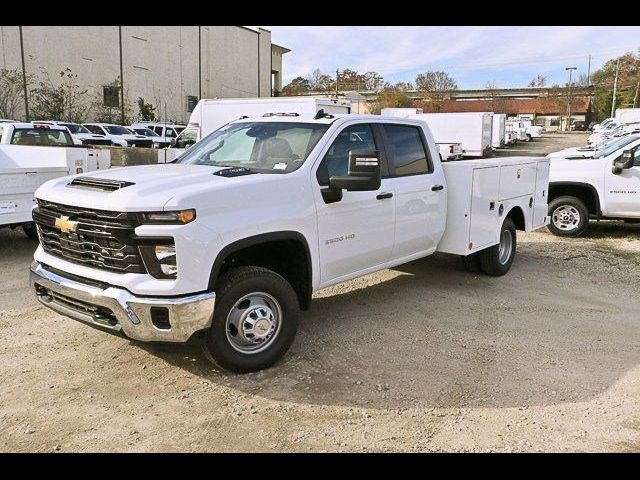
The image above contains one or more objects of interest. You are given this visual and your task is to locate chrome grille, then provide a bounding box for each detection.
[32,200,146,274]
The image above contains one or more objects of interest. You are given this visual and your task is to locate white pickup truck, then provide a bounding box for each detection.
[30,114,550,372]
[547,134,640,236]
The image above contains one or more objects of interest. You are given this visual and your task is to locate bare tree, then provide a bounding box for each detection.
[528,75,547,87]
[91,77,134,124]
[0,68,30,120]
[307,69,334,92]
[415,71,457,111]
[29,67,90,122]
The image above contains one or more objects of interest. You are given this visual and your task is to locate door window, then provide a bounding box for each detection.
[383,125,430,176]
[316,124,377,186]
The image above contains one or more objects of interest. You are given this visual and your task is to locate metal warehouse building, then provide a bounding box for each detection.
[0,26,289,124]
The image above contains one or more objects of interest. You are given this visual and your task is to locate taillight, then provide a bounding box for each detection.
[450,145,454,154]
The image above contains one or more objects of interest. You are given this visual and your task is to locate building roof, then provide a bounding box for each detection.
[414,96,591,115]
[271,43,291,54]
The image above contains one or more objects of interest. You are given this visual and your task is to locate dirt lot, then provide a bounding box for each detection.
[2,133,640,452]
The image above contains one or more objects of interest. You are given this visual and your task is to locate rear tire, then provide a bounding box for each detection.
[201,266,299,373]
[461,252,481,273]
[478,218,516,277]
[22,222,38,241]
[547,196,589,237]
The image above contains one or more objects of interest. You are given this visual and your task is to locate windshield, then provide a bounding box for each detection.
[177,122,328,173]
[60,123,90,134]
[104,125,134,135]
[594,135,640,158]
[11,128,73,146]
[174,127,197,149]
[134,128,159,137]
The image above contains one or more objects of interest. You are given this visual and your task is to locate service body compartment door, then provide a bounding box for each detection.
[469,166,500,249]
[533,159,550,228]
[499,163,537,199]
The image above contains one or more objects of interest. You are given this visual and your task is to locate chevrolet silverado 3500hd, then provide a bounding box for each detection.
[30,114,550,372]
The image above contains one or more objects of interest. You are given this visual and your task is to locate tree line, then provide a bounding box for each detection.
[282,50,640,121]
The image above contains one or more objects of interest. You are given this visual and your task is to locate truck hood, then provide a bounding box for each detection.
[35,164,255,211]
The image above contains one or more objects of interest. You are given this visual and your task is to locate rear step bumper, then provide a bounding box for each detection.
[30,262,215,342]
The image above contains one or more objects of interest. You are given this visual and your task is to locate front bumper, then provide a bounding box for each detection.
[30,262,215,342]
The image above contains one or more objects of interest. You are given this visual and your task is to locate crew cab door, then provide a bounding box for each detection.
[604,146,640,216]
[313,123,395,286]
[380,123,447,261]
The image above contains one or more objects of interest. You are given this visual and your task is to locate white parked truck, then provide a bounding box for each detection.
[547,134,640,236]
[30,114,550,372]
[492,113,506,148]
[1,143,99,239]
[436,142,463,161]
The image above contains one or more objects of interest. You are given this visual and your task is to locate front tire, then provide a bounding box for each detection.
[547,196,589,237]
[22,222,39,241]
[202,266,299,373]
[478,218,516,277]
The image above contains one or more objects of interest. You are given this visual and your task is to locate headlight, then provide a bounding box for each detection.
[139,243,178,279]
[139,209,196,224]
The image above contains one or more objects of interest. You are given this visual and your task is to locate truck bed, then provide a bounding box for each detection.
[437,156,550,256]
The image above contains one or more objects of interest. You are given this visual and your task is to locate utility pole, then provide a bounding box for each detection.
[611,59,620,118]
[335,69,339,98]
[198,26,202,100]
[565,66,577,131]
[18,26,29,121]
[118,26,125,125]
[587,54,591,85]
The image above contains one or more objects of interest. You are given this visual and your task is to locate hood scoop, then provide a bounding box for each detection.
[68,176,135,192]
[213,167,256,177]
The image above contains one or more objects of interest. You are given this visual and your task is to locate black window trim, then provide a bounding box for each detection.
[315,122,390,187]
[379,123,434,178]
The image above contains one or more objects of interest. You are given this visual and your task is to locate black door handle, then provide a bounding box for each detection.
[376,192,393,200]
[432,184,444,191]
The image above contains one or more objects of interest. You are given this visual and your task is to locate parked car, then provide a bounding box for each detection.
[0,122,74,146]
[33,121,113,146]
[30,114,550,372]
[130,122,186,147]
[547,134,640,236]
[569,120,587,131]
[83,123,153,148]
[129,126,173,149]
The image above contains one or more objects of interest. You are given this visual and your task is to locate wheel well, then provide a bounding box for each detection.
[209,234,312,311]
[548,183,600,216]
[506,206,525,231]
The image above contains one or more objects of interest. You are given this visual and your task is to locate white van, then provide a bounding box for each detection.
[174,97,352,149]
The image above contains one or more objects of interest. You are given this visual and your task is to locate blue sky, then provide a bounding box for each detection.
[267,26,640,89]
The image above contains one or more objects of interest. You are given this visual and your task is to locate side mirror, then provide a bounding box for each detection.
[612,149,634,174]
[329,150,382,192]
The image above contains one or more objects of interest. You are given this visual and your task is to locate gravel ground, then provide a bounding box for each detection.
[2,133,640,453]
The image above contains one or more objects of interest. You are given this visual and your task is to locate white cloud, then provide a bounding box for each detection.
[267,26,640,88]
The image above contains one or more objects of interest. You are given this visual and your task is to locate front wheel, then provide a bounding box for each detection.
[22,222,39,241]
[201,266,299,373]
[478,218,517,277]
[547,196,589,237]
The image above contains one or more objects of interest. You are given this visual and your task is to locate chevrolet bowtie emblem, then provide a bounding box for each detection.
[54,215,78,233]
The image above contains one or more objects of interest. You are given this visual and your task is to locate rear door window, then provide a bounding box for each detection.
[383,124,431,176]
